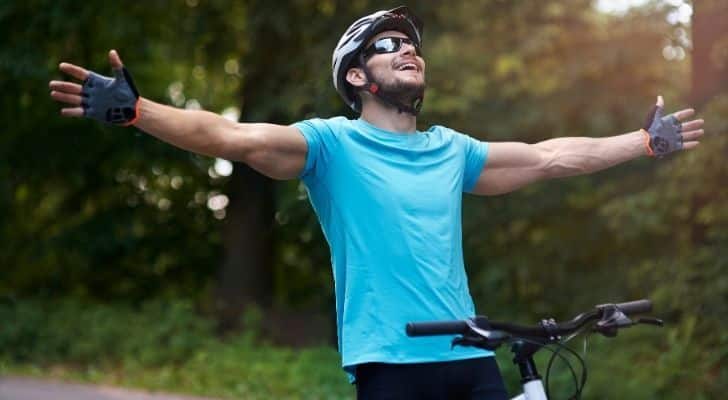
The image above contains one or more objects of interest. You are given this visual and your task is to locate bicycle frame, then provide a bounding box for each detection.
[512,381,548,400]
[509,340,548,400]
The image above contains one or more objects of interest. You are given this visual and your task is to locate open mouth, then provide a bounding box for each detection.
[396,63,419,72]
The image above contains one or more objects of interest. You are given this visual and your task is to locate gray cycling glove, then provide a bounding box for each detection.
[641,104,683,158]
[82,67,140,126]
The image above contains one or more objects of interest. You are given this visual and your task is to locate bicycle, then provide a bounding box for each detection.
[406,299,663,399]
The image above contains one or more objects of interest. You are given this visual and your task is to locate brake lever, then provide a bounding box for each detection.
[594,311,664,337]
[451,332,510,351]
[451,318,511,351]
[594,305,633,337]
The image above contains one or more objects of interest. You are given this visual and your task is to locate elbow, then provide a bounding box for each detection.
[232,125,292,180]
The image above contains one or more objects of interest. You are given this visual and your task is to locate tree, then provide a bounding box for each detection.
[213,0,360,328]
[691,0,728,106]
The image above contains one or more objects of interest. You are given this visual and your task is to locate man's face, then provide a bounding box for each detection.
[360,30,426,103]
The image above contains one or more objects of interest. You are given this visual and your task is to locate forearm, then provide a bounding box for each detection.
[535,130,648,178]
[133,98,243,160]
[475,98,700,196]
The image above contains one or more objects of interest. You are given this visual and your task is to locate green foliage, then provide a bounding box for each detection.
[596,94,728,398]
[2,299,725,399]
[1,299,214,366]
[0,1,243,302]
[0,299,353,399]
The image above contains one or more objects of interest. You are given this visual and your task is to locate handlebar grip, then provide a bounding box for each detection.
[615,299,652,315]
[406,320,469,336]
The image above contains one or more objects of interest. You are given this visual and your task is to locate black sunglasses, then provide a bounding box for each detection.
[362,37,422,59]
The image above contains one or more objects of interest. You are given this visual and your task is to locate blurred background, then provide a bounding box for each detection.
[1,0,726,398]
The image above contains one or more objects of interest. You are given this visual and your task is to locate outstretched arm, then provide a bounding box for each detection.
[49,50,307,180]
[471,97,704,196]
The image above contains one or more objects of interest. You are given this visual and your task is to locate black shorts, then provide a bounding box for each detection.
[355,357,509,400]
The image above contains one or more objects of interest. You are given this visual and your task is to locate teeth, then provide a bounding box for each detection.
[398,63,417,71]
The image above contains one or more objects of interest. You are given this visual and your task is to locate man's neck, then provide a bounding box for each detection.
[359,100,417,133]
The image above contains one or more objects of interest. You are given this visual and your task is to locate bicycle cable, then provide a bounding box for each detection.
[406,299,658,398]
[544,340,587,399]
[510,336,586,400]
[555,321,594,395]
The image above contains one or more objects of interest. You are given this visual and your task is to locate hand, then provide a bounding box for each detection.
[49,50,140,125]
[642,95,704,157]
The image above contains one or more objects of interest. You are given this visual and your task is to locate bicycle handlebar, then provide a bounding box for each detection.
[405,320,470,336]
[406,300,658,399]
[406,299,653,338]
[599,299,651,315]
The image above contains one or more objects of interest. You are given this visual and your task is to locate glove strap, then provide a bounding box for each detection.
[640,129,655,157]
[121,97,141,126]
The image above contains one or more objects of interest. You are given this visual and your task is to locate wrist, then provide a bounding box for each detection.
[640,129,655,157]
[121,97,142,127]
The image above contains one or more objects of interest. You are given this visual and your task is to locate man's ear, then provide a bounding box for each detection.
[346,67,367,89]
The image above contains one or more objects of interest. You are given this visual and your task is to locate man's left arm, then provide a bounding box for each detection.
[471,97,704,196]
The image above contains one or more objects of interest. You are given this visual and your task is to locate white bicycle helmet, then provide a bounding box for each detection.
[332,6,424,113]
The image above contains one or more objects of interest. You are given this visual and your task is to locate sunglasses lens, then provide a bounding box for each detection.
[364,37,422,58]
[374,38,399,53]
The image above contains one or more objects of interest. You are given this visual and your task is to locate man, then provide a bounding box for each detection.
[50,6,703,399]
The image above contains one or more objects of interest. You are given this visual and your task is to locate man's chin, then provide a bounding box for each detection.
[390,78,425,93]
[397,83,426,101]
[373,77,426,106]
[397,75,425,86]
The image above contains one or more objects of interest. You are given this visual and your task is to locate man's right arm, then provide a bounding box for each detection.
[133,99,307,180]
[49,50,307,181]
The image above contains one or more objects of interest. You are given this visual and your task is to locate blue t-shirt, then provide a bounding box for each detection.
[293,117,493,379]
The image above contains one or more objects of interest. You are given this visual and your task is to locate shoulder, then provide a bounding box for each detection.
[425,125,475,145]
[425,124,453,134]
[292,116,361,155]
[294,116,353,133]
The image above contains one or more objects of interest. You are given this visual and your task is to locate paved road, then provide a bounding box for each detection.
[0,377,223,400]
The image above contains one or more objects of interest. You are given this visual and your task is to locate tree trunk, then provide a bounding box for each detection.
[212,1,298,330]
[691,0,728,106]
[215,164,275,330]
[212,0,333,335]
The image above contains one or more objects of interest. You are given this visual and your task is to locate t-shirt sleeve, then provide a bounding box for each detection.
[460,133,489,192]
[291,118,335,183]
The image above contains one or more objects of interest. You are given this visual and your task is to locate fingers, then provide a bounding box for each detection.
[109,49,123,69]
[682,129,704,142]
[652,95,698,122]
[672,108,695,121]
[59,49,123,80]
[681,119,704,132]
[59,62,89,81]
[50,90,83,106]
[61,107,84,117]
[49,80,83,94]
[53,50,123,120]
[679,113,704,149]
[49,80,84,118]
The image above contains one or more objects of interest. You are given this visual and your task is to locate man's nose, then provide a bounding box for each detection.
[400,42,417,56]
